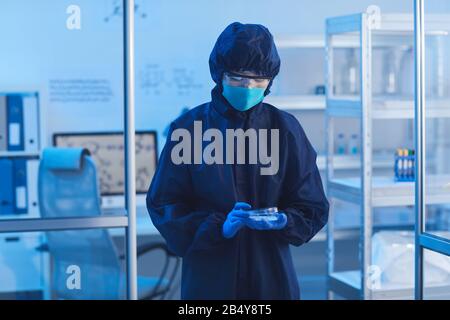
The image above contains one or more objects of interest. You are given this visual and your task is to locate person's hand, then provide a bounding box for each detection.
[244,212,287,231]
[222,202,251,238]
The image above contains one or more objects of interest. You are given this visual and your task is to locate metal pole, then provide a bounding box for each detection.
[325,28,336,300]
[124,0,137,300]
[325,32,335,277]
[414,0,425,301]
[360,13,373,300]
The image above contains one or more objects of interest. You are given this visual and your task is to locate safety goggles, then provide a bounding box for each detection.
[223,72,272,87]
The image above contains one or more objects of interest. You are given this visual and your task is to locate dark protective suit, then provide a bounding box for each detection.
[147,22,329,300]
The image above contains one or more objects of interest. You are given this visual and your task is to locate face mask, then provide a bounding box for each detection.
[222,83,266,111]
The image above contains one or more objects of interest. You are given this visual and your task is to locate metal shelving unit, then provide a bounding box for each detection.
[325,8,450,300]
[265,95,325,111]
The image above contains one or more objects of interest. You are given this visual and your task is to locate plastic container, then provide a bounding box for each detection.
[336,133,346,155]
[394,148,415,182]
[348,134,359,155]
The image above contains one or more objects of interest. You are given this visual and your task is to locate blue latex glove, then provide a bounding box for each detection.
[244,212,288,231]
[222,202,251,238]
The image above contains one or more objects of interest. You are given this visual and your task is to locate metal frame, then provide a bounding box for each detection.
[0,0,138,300]
[326,10,376,301]
[123,0,138,300]
[359,12,373,300]
[414,0,450,301]
[0,216,128,233]
[326,8,450,300]
[419,233,450,256]
[414,0,426,301]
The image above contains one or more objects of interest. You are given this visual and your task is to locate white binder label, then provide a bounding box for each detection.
[16,186,27,209]
[9,123,20,146]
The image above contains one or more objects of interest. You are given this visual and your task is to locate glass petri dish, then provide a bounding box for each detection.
[247,207,278,221]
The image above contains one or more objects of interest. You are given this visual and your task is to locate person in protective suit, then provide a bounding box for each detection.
[147,22,329,300]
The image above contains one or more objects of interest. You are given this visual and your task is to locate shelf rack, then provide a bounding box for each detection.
[325,9,450,300]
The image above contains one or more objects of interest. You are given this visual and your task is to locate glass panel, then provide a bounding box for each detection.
[0,229,126,300]
[0,227,182,300]
[424,0,450,240]
[136,0,340,301]
[331,39,361,99]
[0,0,136,222]
[423,248,450,299]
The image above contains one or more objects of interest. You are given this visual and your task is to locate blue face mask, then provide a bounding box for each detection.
[222,83,266,111]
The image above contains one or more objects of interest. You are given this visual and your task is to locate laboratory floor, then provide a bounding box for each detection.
[119,231,360,300]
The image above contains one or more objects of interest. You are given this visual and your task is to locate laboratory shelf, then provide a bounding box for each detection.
[328,271,450,300]
[274,34,368,49]
[0,151,40,158]
[326,97,450,119]
[274,28,449,50]
[265,95,325,111]
[325,8,450,300]
[328,175,450,207]
[316,154,392,171]
[326,12,450,39]
[274,35,326,49]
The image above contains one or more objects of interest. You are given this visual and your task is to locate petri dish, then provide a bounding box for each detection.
[247,207,279,221]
